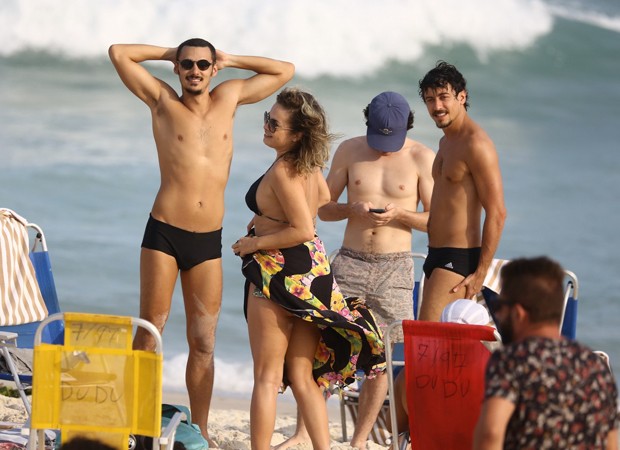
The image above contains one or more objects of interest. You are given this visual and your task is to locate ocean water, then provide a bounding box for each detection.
[1,0,619,395]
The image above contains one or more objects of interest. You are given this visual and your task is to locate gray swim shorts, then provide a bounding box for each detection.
[331,247,415,341]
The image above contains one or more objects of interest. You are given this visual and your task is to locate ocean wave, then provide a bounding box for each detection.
[548,4,620,33]
[1,0,556,77]
[163,353,255,395]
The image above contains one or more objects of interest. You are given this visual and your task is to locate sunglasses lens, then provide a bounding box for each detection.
[179,59,193,70]
[264,112,276,132]
[196,60,211,70]
[179,59,211,70]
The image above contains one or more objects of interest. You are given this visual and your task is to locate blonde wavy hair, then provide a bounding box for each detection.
[276,87,339,175]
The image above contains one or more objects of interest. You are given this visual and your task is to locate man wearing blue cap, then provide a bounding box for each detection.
[275,91,434,449]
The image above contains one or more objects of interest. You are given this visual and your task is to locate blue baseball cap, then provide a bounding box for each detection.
[366,91,410,152]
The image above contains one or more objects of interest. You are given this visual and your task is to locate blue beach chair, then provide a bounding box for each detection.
[0,209,64,421]
[481,258,579,339]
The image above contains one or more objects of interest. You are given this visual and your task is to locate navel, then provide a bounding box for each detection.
[198,201,203,208]
[355,179,361,185]
[178,135,184,141]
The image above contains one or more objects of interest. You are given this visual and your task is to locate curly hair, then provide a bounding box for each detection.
[418,60,469,110]
[276,87,338,175]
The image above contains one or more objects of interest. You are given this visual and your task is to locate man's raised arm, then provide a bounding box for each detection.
[108,44,175,105]
[214,51,294,106]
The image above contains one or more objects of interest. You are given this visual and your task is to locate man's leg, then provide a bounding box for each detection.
[389,369,409,435]
[349,372,388,449]
[134,248,178,350]
[180,258,222,447]
[418,269,467,322]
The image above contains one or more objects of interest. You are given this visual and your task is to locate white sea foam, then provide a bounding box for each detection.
[163,353,254,394]
[547,4,620,32]
[0,0,557,77]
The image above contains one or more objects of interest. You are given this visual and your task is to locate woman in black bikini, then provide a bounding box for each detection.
[232,88,385,450]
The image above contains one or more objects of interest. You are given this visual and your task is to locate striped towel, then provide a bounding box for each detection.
[482,258,511,294]
[0,208,47,325]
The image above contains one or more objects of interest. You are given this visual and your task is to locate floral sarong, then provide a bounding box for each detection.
[242,235,386,390]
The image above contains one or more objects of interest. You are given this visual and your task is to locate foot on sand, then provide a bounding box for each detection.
[272,432,311,450]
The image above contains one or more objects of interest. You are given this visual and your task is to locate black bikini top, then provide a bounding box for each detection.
[245,172,290,225]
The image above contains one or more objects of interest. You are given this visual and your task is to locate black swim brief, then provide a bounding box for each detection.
[141,214,222,271]
[423,247,481,279]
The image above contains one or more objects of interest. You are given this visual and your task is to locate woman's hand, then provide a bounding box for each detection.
[246,218,255,233]
[232,235,258,257]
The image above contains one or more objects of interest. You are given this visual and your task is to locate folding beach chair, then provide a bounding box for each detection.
[480,258,580,339]
[0,208,63,420]
[27,312,182,450]
[385,320,498,450]
[338,252,426,446]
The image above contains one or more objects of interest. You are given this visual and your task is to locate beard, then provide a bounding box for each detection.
[184,86,204,96]
[432,111,452,129]
[497,317,515,345]
[434,116,453,129]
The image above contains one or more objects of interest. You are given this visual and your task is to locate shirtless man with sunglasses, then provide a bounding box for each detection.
[109,38,294,446]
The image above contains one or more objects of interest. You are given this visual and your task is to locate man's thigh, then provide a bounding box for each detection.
[331,251,369,298]
[139,248,178,324]
[180,258,223,346]
[419,268,466,321]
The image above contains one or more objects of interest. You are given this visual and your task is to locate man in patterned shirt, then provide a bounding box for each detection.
[473,256,618,449]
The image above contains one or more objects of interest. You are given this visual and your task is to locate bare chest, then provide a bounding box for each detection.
[155,108,234,161]
[348,161,418,200]
[433,147,468,183]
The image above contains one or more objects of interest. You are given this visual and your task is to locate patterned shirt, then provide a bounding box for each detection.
[485,336,618,449]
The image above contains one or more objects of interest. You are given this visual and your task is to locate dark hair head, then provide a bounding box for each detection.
[418,60,469,110]
[176,38,216,63]
[275,87,338,174]
[500,256,565,324]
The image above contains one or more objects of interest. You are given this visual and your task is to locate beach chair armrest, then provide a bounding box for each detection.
[21,417,31,436]
[159,411,183,449]
[0,331,19,346]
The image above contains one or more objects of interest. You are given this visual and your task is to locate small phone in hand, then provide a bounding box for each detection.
[369,208,386,213]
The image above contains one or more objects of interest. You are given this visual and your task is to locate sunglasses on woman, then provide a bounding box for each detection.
[178,59,212,71]
[264,111,294,133]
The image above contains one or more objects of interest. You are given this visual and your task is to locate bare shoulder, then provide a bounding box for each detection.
[209,78,245,104]
[335,135,366,155]
[408,139,435,157]
[331,135,368,164]
[465,119,497,157]
[158,79,182,102]
[270,157,300,182]
[406,139,436,164]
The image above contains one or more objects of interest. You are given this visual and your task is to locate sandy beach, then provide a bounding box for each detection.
[1,388,389,449]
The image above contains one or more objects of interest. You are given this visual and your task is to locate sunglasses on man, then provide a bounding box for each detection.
[178,59,212,71]
[487,296,525,315]
[264,111,294,133]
